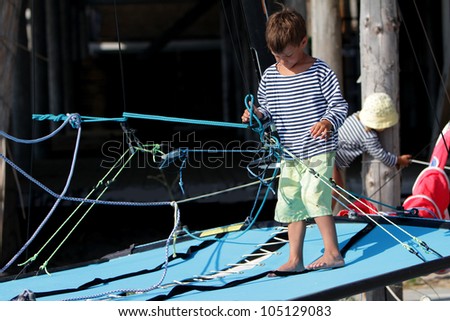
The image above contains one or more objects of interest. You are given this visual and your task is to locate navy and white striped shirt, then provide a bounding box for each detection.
[257,59,348,159]
[335,113,397,168]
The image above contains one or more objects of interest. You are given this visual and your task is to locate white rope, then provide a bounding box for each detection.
[64,201,181,301]
[411,159,450,171]
[176,175,278,204]
[281,148,432,257]
[385,285,402,301]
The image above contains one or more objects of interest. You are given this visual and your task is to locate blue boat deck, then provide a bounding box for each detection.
[2,217,450,301]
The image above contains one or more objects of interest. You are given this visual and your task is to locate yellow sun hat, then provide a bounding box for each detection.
[359,92,399,130]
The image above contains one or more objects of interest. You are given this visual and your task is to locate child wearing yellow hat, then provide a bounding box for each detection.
[332,92,412,209]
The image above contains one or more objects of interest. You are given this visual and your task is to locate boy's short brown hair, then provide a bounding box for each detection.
[265,6,307,54]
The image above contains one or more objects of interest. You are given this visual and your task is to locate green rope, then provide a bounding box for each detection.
[20,148,138,272]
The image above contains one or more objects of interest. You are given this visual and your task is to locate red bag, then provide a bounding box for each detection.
[337,198,378,217]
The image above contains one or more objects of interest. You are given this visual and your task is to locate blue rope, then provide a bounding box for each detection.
[64,201,181,301]
[32,113,127,124]
[347,190,398,211]
[0,121,82,273]
[182,168,278,242]
[14,102,275,264]
[33,110,252,131]
[244,94,265,142]
[123,112,249,129]
[0,152,171,207]
[178,151,188,195]
[1,114,80,143]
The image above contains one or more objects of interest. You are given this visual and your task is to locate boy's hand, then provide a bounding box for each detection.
[241,106,263,123]
[310,119,333,140]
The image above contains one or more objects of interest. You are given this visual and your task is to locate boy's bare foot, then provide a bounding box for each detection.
[267,262,305,277]
[306,255,344,270]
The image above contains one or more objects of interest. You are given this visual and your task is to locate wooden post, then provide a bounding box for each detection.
[360,0,400,211]
[310,0,344,213]
[310,0,344,89]
[359,0,402,300]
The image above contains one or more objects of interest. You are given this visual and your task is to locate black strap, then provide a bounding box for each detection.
[148,270,311,301]
[20,221,375,301]
[145,222,375,301]
[340,221,376,257]
[25,237,220,300]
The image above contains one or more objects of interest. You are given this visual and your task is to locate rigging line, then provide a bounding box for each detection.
[246,169,276,222]
[176,175,278,204]
[398,2,447,152]
[112,0,127,112]
[63,201,181,302]
[330,188,427,260]
[5,142,27,220]
[32,113,127,123]
[38,151,139,274]
[359,2,450,200]
[20,149,135,273]
[332,174,409,215]
[0,151,170,207]
[360,158,407,203]
[355,163,403,209]
[411,159,450,171]
[27,0,38,268]
[282,148,438,259]
[220,0,250,93]
[385,285,403,301]
[412,0,450,110]
[346,190,398,212]
[182,170,278,242]
[333,180,427,250]
[360,126,443,199]
[358,118,445,199]
[260,0,269,19]
[30,234,222,299]
[332,183,373,213]
[1,114,75,143]
[344,194,441,260]
[0,123,83,273]
[123,111,249,129]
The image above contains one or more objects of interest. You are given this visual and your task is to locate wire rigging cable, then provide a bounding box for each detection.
[400,1,450,153]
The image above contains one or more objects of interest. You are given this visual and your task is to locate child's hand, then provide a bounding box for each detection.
[310,119,333,140]
[241,106,263,123]
[397,154,412,168]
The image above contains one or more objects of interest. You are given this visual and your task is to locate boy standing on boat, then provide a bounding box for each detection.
[241,6,347,274]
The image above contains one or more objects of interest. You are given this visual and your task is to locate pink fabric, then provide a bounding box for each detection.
[430,122,450,170]
[403,167,449,219]
[403,122,450,220]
